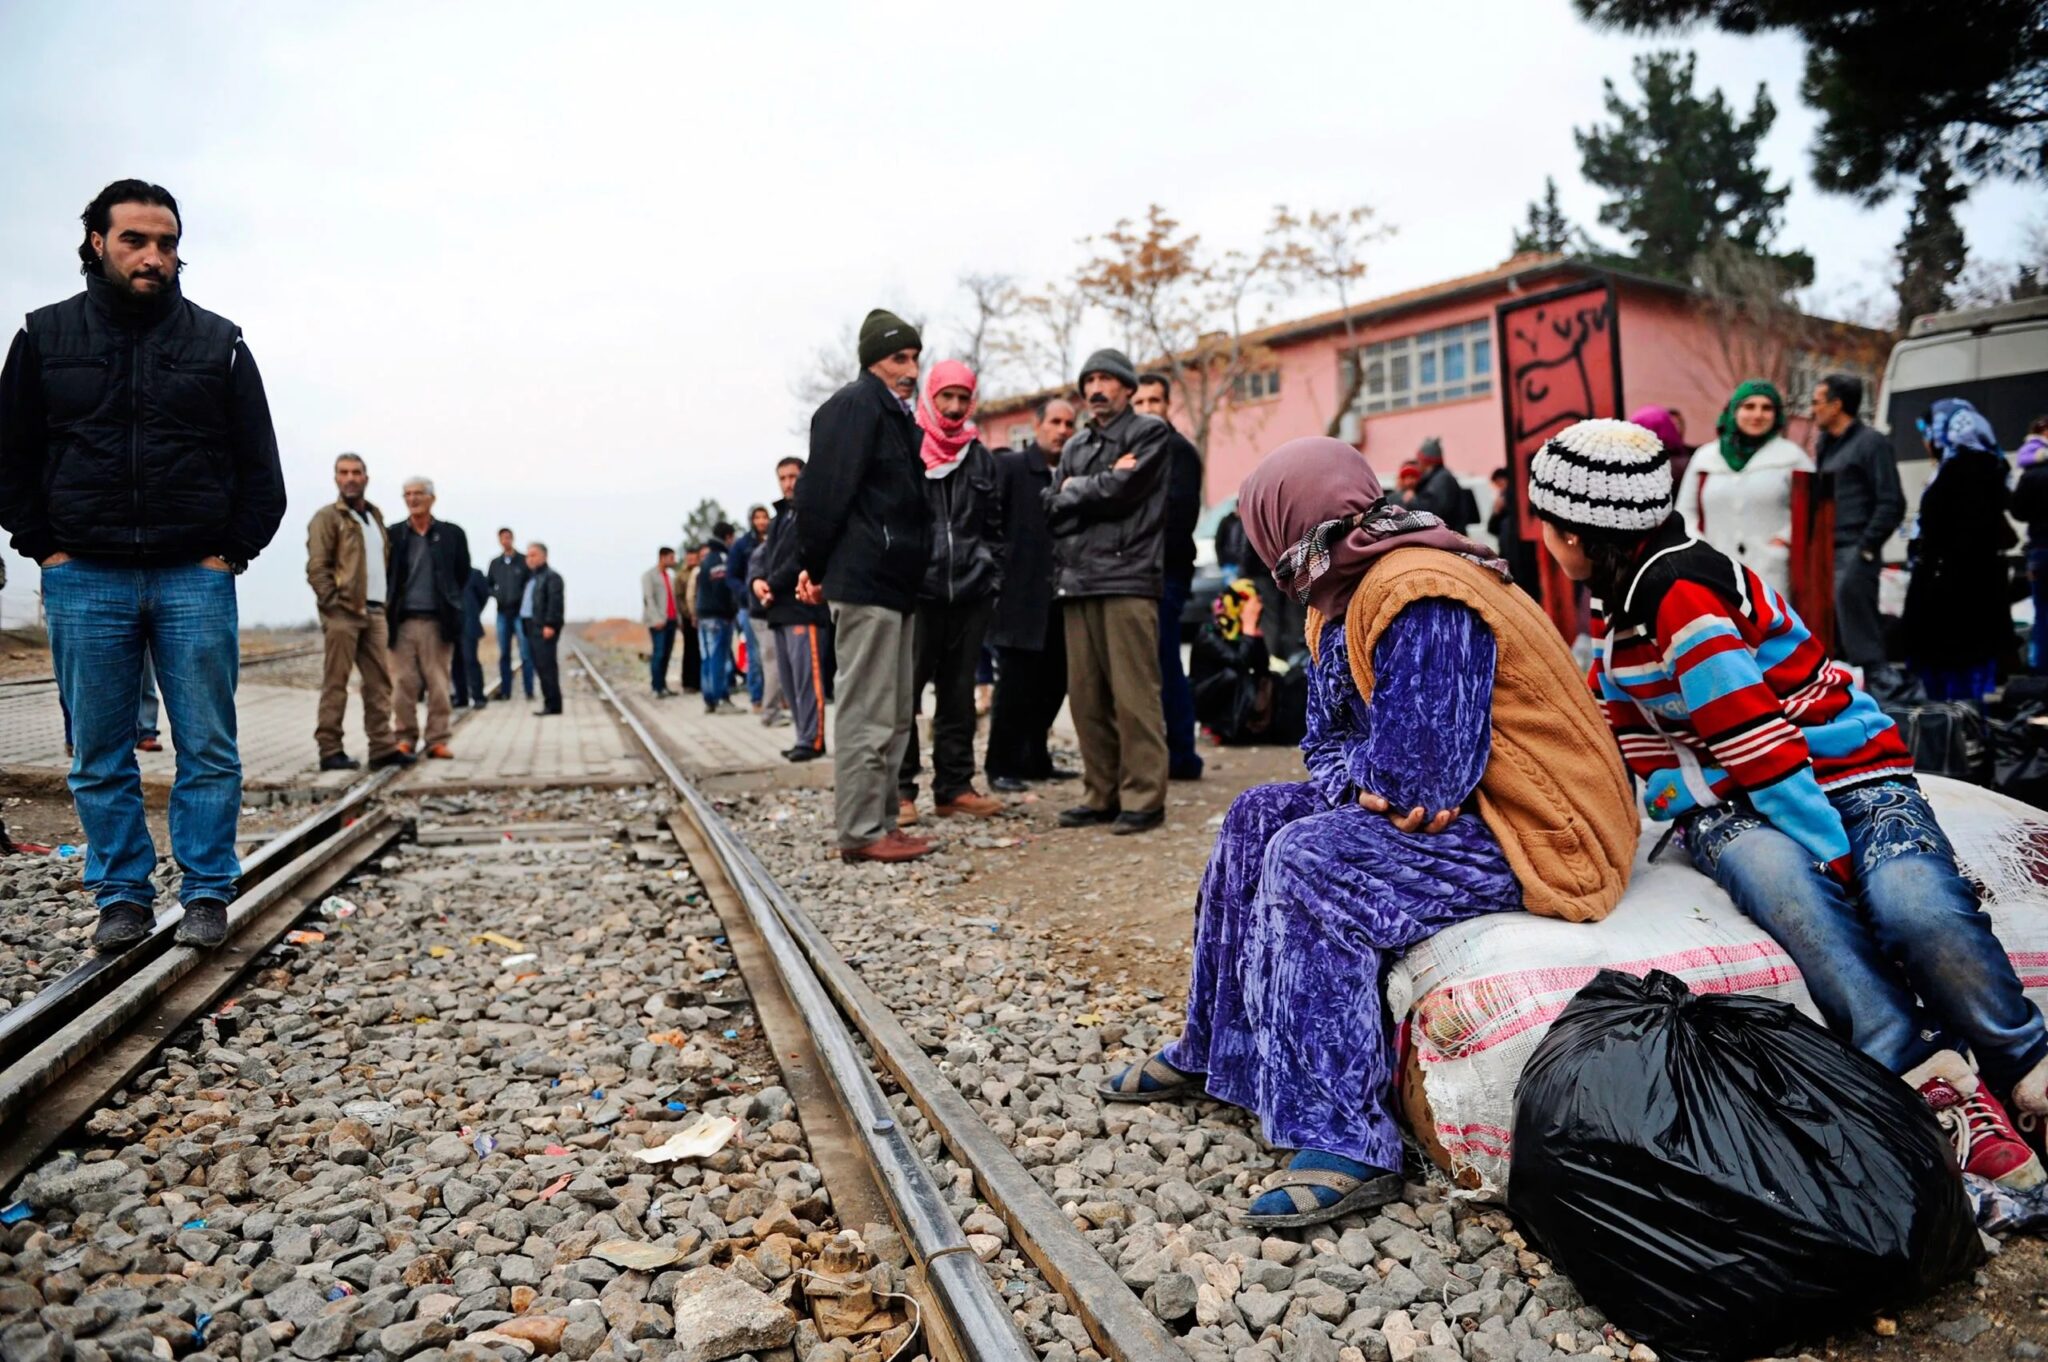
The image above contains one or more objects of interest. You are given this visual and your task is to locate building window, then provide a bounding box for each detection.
[1233,368,1282,402]
[1007,421,1034,449]
[1343,318,1493,415]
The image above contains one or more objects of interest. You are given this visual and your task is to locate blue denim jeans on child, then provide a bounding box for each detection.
[1686,780,2048,1090]
[44,559,243,910]
[699,617,735,705]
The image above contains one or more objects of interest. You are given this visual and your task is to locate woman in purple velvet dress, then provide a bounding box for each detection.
[1101,437,1530,1228]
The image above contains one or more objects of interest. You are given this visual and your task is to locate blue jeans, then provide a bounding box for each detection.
[1159,579,1203,779]
[650,621,678,693]
[496,609,533,697]
[1687,781,2048,1088]
[741,615,764,705]
[699,618,735,704]
[44,559,242,910]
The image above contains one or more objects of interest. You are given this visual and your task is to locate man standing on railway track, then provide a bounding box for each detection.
[525,542,566,715]
[0,179,287,952]
[798,308,936,863]
[641,545,682,696]
[306,452,409,774]
[487,527,533,701]
[384,477,469,759]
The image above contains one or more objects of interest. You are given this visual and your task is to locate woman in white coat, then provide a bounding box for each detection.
[1674,379,1813,599]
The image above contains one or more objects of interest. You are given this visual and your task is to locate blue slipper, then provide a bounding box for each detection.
[1098,1051,1202,1103]
[1244,1150,1403,1229]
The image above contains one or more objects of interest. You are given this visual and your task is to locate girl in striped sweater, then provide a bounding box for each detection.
[1529,417,2048,1190]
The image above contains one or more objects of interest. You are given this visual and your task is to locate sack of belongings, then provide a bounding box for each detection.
[1507,969,1983,1362]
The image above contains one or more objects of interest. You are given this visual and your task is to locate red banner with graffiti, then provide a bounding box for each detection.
[1495,279,1624,638]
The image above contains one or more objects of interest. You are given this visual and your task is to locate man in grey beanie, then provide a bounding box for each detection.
[1043,347,1173,834]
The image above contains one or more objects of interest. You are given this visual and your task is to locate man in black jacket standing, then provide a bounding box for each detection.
[986,398,1078,791]
[797,309,936,863]
[1046,348,1173,835]
[1134,372,1206,782]
[897,360,1005,820]
[694,522,741,713]
[385,477,470,759]
[524,542,567,715]
[487,527,533,701]
[0,180,286,952]
[1813,373,1907,683]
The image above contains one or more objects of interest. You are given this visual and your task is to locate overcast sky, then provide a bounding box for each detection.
[0,1,2036,627]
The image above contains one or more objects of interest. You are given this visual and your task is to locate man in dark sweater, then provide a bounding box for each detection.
[797,309,936,863]
[0,179,286,953]
[1813,373,1906,680]
[1135,372,1206,781]
[486,527,533,700]
[384,477,470,758]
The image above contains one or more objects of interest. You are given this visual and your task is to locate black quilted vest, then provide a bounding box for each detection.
[24,272,242,560]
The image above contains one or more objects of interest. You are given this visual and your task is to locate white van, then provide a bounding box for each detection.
[1880,294,2048,512]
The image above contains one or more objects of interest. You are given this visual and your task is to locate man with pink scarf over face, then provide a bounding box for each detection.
[897,360,1008,820]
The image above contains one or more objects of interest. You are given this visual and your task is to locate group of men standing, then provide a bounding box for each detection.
[306,456,568,770]
[793,309,1206,864]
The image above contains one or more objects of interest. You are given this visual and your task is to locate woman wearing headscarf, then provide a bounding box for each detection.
[1628,403,1689,486]
[1532,417,2047,1190]
[1903,398,2016,701]
[1097,437,1638,1228]
[1674,380,1813,599]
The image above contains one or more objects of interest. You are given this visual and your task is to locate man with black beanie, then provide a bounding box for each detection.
[797,308,936,863]
[1045,347,1173,835]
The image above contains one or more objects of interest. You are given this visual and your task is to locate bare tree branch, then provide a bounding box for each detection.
[1267,202,1393,436]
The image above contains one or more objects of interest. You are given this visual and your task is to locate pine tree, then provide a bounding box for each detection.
[680,499,731,551]
[1574,50,1813,286]
[1512,177,1579,255]
[1895,151,1968,329]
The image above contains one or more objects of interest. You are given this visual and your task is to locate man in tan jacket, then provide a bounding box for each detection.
[306,453,409,771]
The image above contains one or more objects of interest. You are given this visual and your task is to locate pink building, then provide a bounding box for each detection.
[979,253,1891,508]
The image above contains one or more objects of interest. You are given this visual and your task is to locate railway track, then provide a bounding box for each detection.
[0,651,1191,1361]
[0,640,323,693]
[570,641,1186,1362]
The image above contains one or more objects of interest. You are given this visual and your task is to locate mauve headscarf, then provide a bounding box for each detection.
[1240,436,1508,620]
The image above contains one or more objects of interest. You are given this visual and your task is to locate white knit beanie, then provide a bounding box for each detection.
[1526,418,1673,534]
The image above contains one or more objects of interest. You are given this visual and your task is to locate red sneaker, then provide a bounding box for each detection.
[1921,1076,2046,1191]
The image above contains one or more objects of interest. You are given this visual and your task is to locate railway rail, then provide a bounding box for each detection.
[0,647,1192,1362]
[0,640,323,693]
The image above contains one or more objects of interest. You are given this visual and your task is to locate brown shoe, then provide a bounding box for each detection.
[935,791,1003,818]
[426,743,455,760]
[898,799,920,827]
[843,833,935,864]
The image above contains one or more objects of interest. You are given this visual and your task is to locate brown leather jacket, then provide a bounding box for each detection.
[307,497,389,618]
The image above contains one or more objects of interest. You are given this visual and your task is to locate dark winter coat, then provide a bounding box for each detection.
[2013,461,2048,548]
[797,370,931,612]
[0,272,286,565]
[754,497,829,628]
[1163,425,1204,589]
[987,444,1061,651]
[1902,449,2016,671]
[1044,405,1172,600]
[1190,626,1307,747]
[1408,464,1474,532]
[919,440,1005,604]
[527,564,566,633]
[486,550,530,614]
[693,538,738,620]
[384,517,472,645]
[461,568,490,643]
[1816,420,1907,556]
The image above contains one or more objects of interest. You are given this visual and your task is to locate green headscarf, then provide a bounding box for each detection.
[1716,379,1785,472]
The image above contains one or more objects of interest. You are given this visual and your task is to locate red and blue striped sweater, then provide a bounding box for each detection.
[1588,515,1913,877]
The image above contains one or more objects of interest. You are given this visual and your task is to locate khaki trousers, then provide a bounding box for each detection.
[391,616,454,748]
[316,606,397,759]
[1063,595,1167,816]
[829,602,916,849]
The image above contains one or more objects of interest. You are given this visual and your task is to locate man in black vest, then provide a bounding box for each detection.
[0,180,286,953]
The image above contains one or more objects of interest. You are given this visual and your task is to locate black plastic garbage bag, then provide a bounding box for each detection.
[1508,970,1982,1362]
